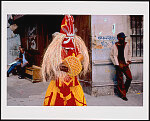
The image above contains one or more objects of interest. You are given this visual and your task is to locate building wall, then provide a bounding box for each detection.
[74,15,92,82]
[7,15,21,65]
[92,15,131,61]
[91,15,143,95]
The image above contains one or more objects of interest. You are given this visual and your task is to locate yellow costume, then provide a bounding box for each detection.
[42,15,89,106]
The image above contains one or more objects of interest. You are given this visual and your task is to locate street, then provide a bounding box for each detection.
[7,75,143,106]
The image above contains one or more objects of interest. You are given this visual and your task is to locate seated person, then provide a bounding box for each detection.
[18,48,31,79]
[7,46,22,77]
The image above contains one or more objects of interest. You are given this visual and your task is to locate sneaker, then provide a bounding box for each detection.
[121,97,128,101]
[7,72,9,77]
[18,76,24,79]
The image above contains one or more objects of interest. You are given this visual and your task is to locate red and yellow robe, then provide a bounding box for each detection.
[43,47,87,106]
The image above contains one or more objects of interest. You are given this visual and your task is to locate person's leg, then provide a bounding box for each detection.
[7,61,21,73]
[7,61,21,76]
[22,67,26,78]
[18,67,25,79]
[123,65,132,93]
[116,67,126,98]
[18,63,28,79]
[16,65,21,75]
[7,64,17,74]
[16,61,22,75]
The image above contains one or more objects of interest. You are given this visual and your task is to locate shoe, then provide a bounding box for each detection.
[12,70,17,75]
[7,72,9,77]
[18,76,24,79]
[121,97,128,101]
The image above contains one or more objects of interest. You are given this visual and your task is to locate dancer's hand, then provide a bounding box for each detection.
[59,63,69,72]
[127,61,131,65]
[15,58,22,61]
[15,58,19,60]
[76,54,84,62]
[115,65,120,70]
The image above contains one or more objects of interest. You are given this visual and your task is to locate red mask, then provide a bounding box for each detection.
[60,15,75,49]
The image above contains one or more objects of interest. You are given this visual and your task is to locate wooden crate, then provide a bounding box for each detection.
[25,65,42,83]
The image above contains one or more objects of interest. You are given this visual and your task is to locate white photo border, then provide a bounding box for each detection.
[1,1,149,120]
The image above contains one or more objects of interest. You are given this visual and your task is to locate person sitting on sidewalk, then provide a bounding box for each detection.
[110,32,132,101]
[18,47,31,79]
[7,45,22,77]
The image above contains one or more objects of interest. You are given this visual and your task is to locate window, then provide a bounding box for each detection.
[130,15,143,57]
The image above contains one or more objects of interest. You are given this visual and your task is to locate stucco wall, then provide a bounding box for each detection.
[92,15,131,61]
[7,15,21,65]
[91,15,143,87]
[92,63,143,85]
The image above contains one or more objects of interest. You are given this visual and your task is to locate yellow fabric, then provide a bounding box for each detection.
[43,78,87,106]
[43,53,86,106]
[44,80,58,106]
[61,20,67,28]
[64,53,82,77]
[70,81,87,106]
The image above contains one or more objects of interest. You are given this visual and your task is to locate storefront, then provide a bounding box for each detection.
[7,15,92,92]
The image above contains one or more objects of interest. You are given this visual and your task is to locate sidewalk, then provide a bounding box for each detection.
[7,75,143,106]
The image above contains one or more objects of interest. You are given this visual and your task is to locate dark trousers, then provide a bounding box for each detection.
[19,67,26,77]
[116,62,132,97]
[7,61,21,74]
[19,63,28,77]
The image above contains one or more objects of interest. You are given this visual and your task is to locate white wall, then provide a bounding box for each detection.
[91,15,142,85]
[7,15,21,65]
[91,15,131,61]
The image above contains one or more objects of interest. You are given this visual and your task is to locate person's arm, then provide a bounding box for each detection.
[127,43,132,65]
[15,57,22,61]
[25,51,30,65]
[76,54,84,62]
[60,54,83,72]
[59,59,68,72]
[16,52,23,61]
[21,61,29,67]
[110,44,120,70]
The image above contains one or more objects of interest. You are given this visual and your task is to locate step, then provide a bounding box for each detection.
[80,80,143,97]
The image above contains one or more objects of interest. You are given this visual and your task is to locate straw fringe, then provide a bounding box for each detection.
[41,33,90,82]
[74,35,90,76]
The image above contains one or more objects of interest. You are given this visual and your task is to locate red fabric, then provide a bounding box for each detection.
[44,92,53,106]
[54,93,65,106]
[59,86,71,97]
[61,47,79,60]
[54,15,81,105]
[60,15,75,48]
[60,15,74,35]
[54,92,77,106]
[56,76,79,88]
[65,92,76,106]
[116,62,132,97]
[55,46,80,92]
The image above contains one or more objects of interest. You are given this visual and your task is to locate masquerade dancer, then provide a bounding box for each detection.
[42,15,90,106]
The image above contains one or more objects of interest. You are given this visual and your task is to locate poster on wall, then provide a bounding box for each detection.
[27,24,38,50]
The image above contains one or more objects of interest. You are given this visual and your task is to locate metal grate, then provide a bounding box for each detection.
[130,15,143,57]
